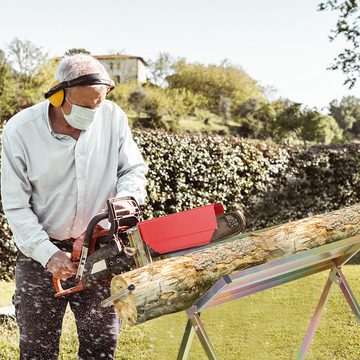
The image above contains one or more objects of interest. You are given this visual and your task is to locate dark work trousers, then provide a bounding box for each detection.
[13,241,120,360]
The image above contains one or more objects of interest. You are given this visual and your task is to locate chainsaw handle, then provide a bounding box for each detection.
[53,276,85,297]
[53,276,63,294]
[83,212,108,248]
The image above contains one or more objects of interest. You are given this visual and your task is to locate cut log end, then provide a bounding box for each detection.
[110,275,138,325]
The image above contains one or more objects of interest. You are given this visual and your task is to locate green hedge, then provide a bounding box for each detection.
[136,131,360,227]
[1,130,360,279]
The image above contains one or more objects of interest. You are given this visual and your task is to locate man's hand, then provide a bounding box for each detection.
[46,250,77,279]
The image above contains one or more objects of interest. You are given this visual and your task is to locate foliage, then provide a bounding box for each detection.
[0,51,18,124]
[19,59,57,109]
[147,52,178,87]
[218,95,232,121]
[318,0,360,87]
[128,86,147,115]
[119,85,208,130]
[0,39,349,144]
[305,113,344,144]
[236,115,267,139]
[271,103,343,145]
[233,99,343,145]
[1,38,53,114]
[64,48,91,56]
[232,99,277,139]
[329,95,360,140]
[167,59,263,115]
[107,81,138,110]
[0,201,16,281]
[272,102,303,141]
[352,117,360,135]
[6,38,48,88]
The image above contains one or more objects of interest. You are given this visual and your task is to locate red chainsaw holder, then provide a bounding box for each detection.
[138,203,224,254]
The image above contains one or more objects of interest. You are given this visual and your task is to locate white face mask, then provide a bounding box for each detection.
[62,99,98,130]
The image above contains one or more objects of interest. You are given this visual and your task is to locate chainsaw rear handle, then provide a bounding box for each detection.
[53,277,85,297]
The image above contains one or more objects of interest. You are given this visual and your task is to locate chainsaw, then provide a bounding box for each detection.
[53,197,246,298]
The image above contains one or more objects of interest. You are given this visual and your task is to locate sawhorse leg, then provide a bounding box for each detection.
[177,310,218,360]
[336,268,360,323]
[297,267,360,360]
[177,318,195,360]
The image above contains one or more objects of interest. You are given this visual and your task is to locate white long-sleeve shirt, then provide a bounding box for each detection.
[1,100,148,267]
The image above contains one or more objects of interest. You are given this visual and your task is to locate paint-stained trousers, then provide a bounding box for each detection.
[13,241,120,360]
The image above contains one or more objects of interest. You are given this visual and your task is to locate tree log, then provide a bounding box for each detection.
[111,203,360,325]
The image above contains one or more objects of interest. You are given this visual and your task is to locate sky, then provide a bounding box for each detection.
[1,0,359,111]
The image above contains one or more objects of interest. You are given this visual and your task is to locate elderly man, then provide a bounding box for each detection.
[1,54,148,359]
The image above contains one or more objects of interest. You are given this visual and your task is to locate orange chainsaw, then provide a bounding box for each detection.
[53,197,246,297]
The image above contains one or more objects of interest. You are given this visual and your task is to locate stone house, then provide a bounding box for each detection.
[94,55,148,84]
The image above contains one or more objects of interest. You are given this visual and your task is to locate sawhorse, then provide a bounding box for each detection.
[177,236,360,359]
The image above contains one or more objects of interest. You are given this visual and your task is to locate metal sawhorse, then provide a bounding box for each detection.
[177,235,360,359]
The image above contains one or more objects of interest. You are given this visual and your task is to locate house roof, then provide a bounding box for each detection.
[52,54,148,66]
[94,54,147,65]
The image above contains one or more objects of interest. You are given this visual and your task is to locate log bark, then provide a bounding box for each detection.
[111,203,360,325]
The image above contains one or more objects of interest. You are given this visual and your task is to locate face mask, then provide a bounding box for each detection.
[62,99,98,130]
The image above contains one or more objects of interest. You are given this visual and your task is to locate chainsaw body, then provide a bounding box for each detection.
[53,197,246,297]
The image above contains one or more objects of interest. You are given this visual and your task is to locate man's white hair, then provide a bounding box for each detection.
[55,54,109,82]
[55,54,110,96]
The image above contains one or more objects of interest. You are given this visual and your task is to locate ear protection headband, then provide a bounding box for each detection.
[44,73,115,108]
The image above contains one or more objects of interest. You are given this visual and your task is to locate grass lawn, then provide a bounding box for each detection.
[1,265,359,359]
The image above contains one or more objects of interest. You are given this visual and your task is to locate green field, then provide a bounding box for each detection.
[1,265,359,359]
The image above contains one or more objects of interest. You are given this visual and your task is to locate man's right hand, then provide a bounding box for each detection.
[46,250,77,279]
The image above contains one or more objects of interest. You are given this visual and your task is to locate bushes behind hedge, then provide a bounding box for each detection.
[1,130,360,279]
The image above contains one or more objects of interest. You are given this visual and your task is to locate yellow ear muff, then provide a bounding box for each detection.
[47,80,65,108]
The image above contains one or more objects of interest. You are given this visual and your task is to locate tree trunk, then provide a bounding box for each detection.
[111,203,360,325]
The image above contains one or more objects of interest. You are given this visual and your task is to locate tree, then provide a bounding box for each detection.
[147,52,178,87]
[7,38,48,87]
[318,0,360,87]
[126,85,208,130]
[329,95,360,134]
[6,38,54,109]
[352,118,360,135]
[233,99,277,139]
[234,98,260,118]
[218,95,232,121]
[299,111,343,145]
[274,102,304,142]
[64,48,91,56]
[273,102,343,144]
[167,60,263,116]
[128,87,147,115]
[0,50,18,124]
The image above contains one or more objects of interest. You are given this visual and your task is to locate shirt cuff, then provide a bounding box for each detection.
[116,190,146,205]
[31,240,60,268]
